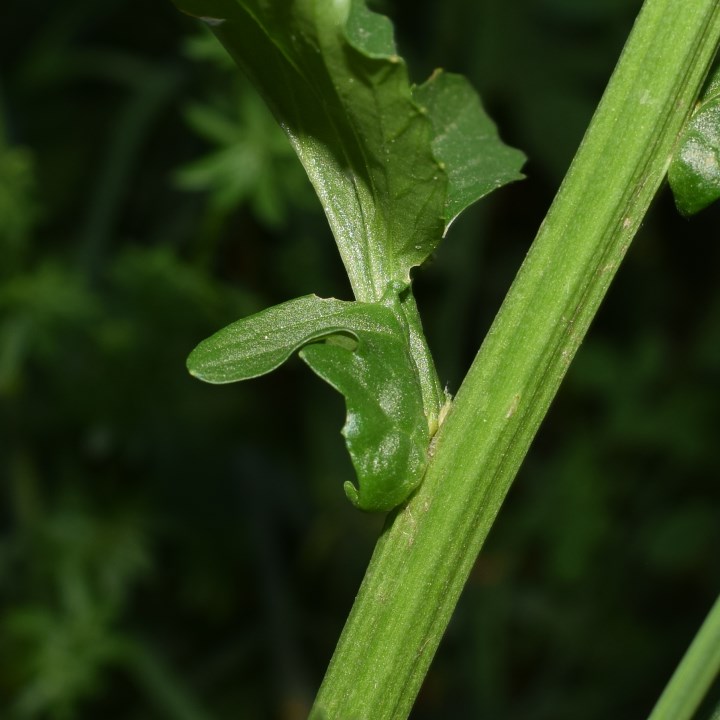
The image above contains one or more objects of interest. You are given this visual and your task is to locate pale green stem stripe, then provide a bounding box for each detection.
[311,1,720,718]
[647,594,720,720]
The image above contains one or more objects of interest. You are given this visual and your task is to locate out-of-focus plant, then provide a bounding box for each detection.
[176,32,314,228]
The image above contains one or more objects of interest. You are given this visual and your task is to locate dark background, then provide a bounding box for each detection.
[1,0,719,718]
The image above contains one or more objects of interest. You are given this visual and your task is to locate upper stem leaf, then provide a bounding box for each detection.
[414,71,526,232]
[172,0,525,301]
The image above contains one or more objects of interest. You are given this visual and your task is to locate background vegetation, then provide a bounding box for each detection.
[1,0,719,718]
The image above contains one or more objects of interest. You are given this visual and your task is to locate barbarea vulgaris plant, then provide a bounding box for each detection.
[177,0,525,511]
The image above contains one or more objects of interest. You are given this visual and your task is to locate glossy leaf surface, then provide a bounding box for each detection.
[187,295,429,511]
[669,69,720,215]
[414,71,526,231]
[172,0,525,300]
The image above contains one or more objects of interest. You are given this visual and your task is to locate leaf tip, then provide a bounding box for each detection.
[186,343,220,383]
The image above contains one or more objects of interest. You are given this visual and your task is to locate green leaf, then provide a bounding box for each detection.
[187,294,383,383]
[414,71,526,230]
[301,340,428,513]
[187,295,429,511]
[669,68,720,216]
[171,0,525,301]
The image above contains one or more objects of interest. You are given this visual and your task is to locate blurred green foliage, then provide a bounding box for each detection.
[1,1,718,718]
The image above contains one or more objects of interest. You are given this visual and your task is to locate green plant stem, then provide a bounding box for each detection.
[646,594,720,720]
[310,1,720,718]
[397,289,444,432]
